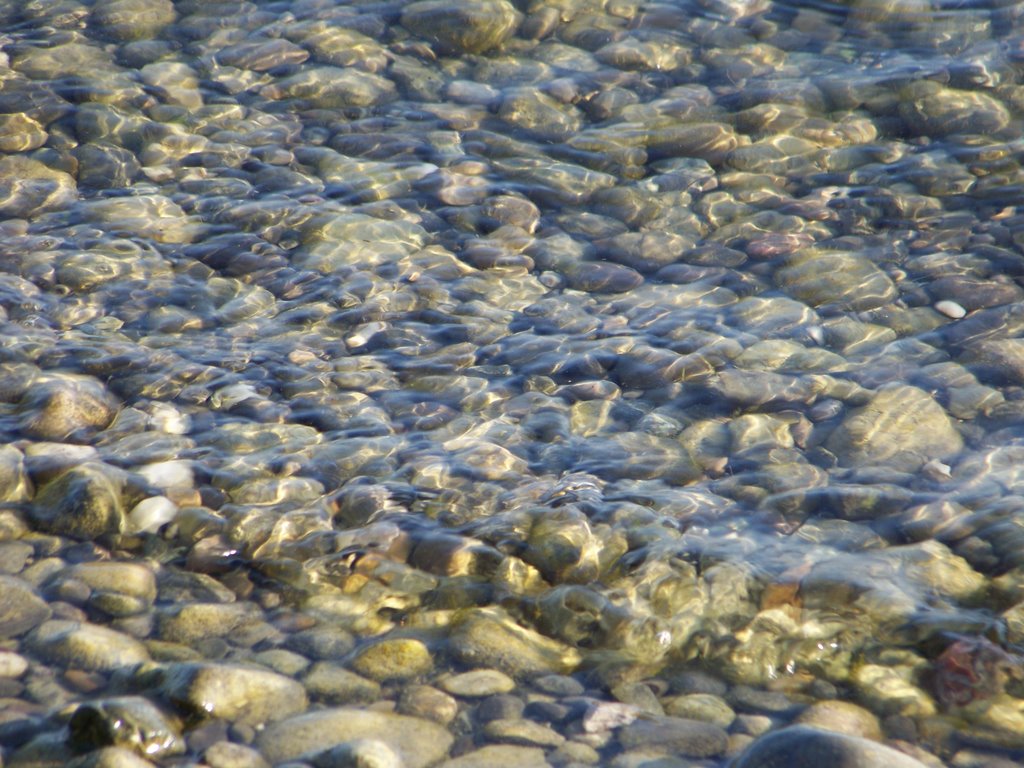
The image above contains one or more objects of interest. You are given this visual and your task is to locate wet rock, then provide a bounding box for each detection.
[348,638,433,682]
[775,249,897,312]
[18,374,118,441]
[483,718,565,747]
[647,123,740,165]
[312,739,403,768]
[825,384,964,470]
[68,696,183,758]
[91,0,175,41]
[157,602,261,644]
[731,725,932,768]
[303,662,381,705]
[0,444,31,502]
[156,662,308,727]
[30,463,125,540]
[0,113,47,152]
[256,708,454,768]
[498,88,583,143]
[795,700,882,740]
[401,0,520,55]
[617,715,728,758]
[397,685,459,724]
[0,575,51,639]
[564,261,644,293]
[0,156,76,218]
[899,82,1010,137]
[260,67,396,109]
[28,620,150,671]
[216,39,309,72]
[961,339,1024,387]
[440,669,516,697]
[62,562,157,617]
[204,742,269,768]
[78,196,198,244]
[449,607,582,678]
[437,744,547,768]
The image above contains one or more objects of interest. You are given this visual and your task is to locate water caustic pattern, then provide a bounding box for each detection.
[1,0,1024,766]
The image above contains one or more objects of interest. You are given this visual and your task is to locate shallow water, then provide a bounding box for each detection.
[2,0,1024,766]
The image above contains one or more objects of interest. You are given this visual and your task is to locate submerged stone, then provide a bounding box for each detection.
[400,0,520,55]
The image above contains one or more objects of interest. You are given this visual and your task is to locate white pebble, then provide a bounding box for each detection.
[0,650,28,678]
[935,300,967,319]
[137,460,194,491]
[212,383,259,409]
[149,403,191,434]
[128,496,179,533]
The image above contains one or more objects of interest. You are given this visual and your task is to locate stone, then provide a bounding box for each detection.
[28,462,124,540]
[440,669,516,697]
[400,0,520,55]
[156,662,308,726]
[731,725,933,768]
[482,718,565,747]
[0,575,51,639]
[349,638,433,682]
[91,0,176,41]
[825,384,964,471]
[437,745,548,768]
[256,708,454,768]
[312,739,403,768]
[617,716,728,758]
[18,375,117,442]
[68,696,183,758]
[775,249,897,312]
[27,620,150,672]
[448,608,582,678]
[795,700,883,740]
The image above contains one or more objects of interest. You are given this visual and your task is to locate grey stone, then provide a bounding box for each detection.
[401,0,520,55]
[731,725,932,768]
[617,716,728,758]
[0,575,51,639]
[256,708,454,768]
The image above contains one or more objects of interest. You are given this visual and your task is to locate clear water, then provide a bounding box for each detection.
[2,0,1024,765]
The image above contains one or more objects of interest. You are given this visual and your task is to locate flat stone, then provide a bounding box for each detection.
[29,463,125,541]
[400,0,520,55]
[617,716,728,758]
[448,607,581,678]
[482,718,565,747]
[795,700,883,740]
[0,576,51,640]
[437,744,548,768]
[256,708,454,768]
[731,725,933,768]
[156,662,308,726]
[349,638,433,682]
[440,669,516,697]
[28,620,150,672]
[825,384,964,471]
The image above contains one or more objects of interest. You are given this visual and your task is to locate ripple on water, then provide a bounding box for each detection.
[0,0,1023,765]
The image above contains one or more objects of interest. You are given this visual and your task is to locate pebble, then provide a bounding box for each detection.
[0,576,52,639]
[312,739,404,768]
[731,725,934,768]
[449,608,582,678]
[304,662,382,705]
[349,638,433,682]
[155,662,308,726]
[482,718,566,747]
[795,700,883,740]
[256,709,454,768]
[437,744,549,768]
[440,669,516,697]
[28,619,150,671]
[617,716,728,758]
